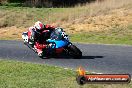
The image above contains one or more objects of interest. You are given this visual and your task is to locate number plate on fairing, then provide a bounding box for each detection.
[22,32,28,42]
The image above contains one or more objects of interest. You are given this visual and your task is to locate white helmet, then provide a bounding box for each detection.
[34,21,44,31]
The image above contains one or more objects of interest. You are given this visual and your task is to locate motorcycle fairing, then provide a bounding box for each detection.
[47,39,69,48]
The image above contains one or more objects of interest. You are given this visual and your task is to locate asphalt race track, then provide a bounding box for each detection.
[0,40,132,75]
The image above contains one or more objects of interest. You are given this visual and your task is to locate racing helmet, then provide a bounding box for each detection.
[34,21,44,31]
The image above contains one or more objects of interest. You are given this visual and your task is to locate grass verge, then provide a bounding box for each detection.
[0,24,132,45]
[70,25,132,45]
[0,59,132,88]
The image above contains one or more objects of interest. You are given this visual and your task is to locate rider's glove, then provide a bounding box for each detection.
[46,43,55,49]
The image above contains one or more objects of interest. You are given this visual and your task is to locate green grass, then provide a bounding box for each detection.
[70,25,132,45]
[0,3,23,7]
[1,0,131,28]
[0,59,132,88]
[0,59,75,88]
[0,5,81,28]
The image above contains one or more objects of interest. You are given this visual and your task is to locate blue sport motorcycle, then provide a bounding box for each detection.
[22,28,82,59]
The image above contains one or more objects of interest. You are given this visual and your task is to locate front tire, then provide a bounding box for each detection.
[68,45,82,59]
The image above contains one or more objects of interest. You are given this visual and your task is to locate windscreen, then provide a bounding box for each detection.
[50,28,63,40]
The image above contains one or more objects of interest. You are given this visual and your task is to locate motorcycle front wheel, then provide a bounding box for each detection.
[67,45,82,59]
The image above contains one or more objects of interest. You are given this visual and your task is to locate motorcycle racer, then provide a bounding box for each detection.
[28,21,55,56]
[22,23,82,59]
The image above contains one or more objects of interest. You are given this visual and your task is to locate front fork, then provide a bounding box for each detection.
[63,42,72,54]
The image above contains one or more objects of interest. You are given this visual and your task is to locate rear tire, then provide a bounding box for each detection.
[68,45,82,59]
